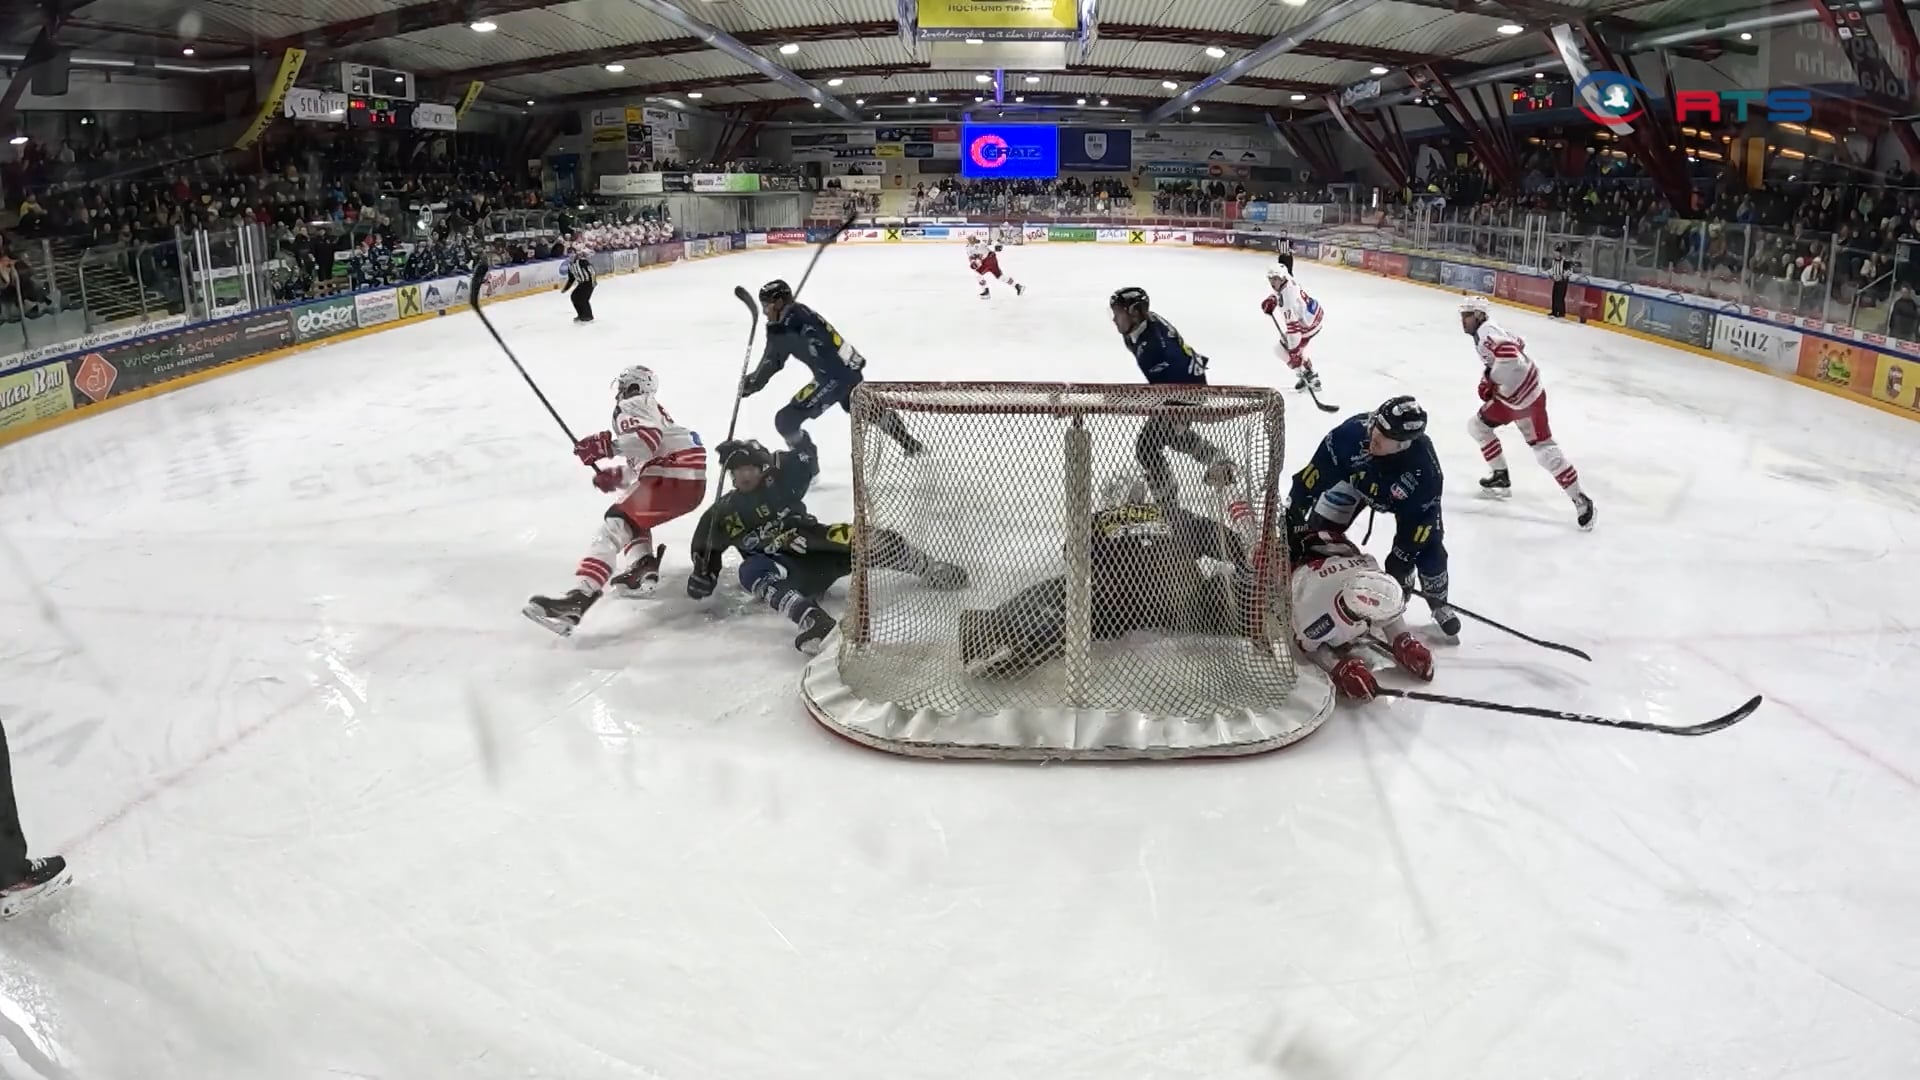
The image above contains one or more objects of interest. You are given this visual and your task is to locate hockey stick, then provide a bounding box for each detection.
[467,262,580,447]
[1408,591,1592,661]
[795,205,861,299]
[1269,313,1339,413]
[715,285,762,498]
[1375,687,1762,737]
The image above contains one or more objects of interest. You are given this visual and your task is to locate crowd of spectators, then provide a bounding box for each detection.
[911,176,1134,216]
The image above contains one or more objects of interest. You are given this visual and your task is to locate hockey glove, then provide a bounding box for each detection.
[592,467,623,493]
[1389,632,1434,681]
[1477,375,1496,402]
[686,569,718,600]
[1260,295,1279,316]
[575,431,614,466]
[740,367,772,398]
[1285,347,1308,370]
[1329,656,1379,702]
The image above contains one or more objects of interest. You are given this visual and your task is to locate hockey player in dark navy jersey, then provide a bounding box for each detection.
[740,279,922,459]
[1109,286,1235,505]
[1286,395,1459,636]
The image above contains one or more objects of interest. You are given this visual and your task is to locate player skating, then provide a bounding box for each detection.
[1260,255,1324,393]
[688,439,965,653]
[1290,529,1434,701]
[741,279,923,458]
[1458,295,1595,529]
[524,365,707,635]
[960,473,1252,678]
[1109,286,1236,506]
[967,235,1024,299]
[1286,396,1459,636]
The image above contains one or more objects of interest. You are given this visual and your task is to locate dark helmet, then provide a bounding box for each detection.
[717,438,775,472]
[1370,395,1429,443]
[1109,286,1150,317]
[758,279,795,305]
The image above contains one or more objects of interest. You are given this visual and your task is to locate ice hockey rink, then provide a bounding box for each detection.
[2,241,1918,1080]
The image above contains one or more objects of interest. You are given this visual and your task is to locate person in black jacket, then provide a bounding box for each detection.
[1,719,71,919]
[1888,285,1919,340]
[562,245,595,323]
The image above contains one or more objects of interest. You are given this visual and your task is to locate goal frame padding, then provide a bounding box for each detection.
[808,381,1337,761]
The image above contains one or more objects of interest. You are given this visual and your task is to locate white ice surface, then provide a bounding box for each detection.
[1,244,1917,1079]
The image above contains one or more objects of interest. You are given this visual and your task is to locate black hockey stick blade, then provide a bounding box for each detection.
[732,284,759,314]
[1305,384,1341,413]
[466,262,580,448]
[1376,688,1763,736]
[1409,591,1592,661]
[715,285,765,500]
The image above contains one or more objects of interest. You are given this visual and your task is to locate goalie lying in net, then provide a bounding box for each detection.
[960,473,1254,679]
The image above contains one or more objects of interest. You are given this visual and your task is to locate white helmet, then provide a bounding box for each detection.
[615,364,658,400]
[1267,262,1292,287]
[1335,570,1407,628]
[1458,294,1491,316]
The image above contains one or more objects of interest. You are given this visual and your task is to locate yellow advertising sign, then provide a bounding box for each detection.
[0,362,74,435]
[1602,292,1627,326]
[397,285,424,318]
[1871,351,1920,411]
[235,47,306,149]
[457,81,486,118]
[918,0,1076,31]
[875,143,904,158]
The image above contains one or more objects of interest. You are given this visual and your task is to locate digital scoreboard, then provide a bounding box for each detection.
[347,96,403,128]
[1510,81,1572,112]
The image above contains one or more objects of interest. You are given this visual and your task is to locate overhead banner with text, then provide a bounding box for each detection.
[236,47,306,149]
[916,0,1078,40]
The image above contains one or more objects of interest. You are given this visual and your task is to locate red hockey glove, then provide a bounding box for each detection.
[1389,632,1434,681]
[1260,294,1279,316]
[1477,375,1496,402]
[1330,657,1379,702]
[575,430,614,466]
[592,467,623,493]
[1286,347,1308,371]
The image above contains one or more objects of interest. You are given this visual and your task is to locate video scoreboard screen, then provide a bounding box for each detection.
[1510,82,1572,112]
[960,123,1059,180]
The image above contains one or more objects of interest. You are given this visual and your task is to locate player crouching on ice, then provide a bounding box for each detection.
[967,236,1023,299]
[1260,255,1325,393]
[687,439,966,654]
[524,365,706,636]
[1290,529,1433,701]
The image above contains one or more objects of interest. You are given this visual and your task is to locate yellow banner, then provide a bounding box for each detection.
[918,0,1076,31]
[457,81,486,118]
[235,48,306,149]
[1871,351,1920,411]
[1602,292,1627,326]
[0,363,74,435]
[397,285,424,319]
[875,142,904,158]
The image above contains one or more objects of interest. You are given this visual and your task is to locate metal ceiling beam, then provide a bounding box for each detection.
[443,21,896,83]
[1143,0,1383,123]
[715,89,1284,119]
[619,0,861,122]
[249,0,563,54]
[534,62,1336,106]
[1,0,101,133]
[1100,23,1464,70]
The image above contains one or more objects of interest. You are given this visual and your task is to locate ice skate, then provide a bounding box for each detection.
[1429,602,1462,638]
[1478,468,1512,498]
[978,287,990,299]
[523,588,598,636]
[1574,493,1596,531]
[1013,282,1025,295]
[609,545,666,598]
[0,857,73,920]
[794,607,836,654]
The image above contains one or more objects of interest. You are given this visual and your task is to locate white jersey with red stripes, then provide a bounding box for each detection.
[1270,275,1323,346]
[609,395,706,485]
[1473,319,1542,408]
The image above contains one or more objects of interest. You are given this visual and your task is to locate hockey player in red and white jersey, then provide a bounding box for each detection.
[1289,529,1434,701]
[524,364,709,635]
[967,235,1023,299]
[1259,255,1325,393]
[1458,295,1596,530]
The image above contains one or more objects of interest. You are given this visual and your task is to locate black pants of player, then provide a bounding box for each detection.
[571,280,596,322]
[1550,279,1568,318]
[1135,413,1215,502]
[0,719,30,885]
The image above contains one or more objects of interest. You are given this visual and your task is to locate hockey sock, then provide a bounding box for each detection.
[750,575,821,625]
[1467,412,1508,472]
[1530,439,1583,498]
[577,517,637,594]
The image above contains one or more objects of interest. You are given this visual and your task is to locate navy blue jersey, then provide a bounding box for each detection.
[689,449,820,574]
[1124,313,1209,385]
[753,302,868,388]
[1290,414,1444,556]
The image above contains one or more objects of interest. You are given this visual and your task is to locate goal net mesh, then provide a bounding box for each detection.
[837,382,1299,724]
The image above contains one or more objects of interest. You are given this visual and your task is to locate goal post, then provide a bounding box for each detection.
[802,382,1336,760]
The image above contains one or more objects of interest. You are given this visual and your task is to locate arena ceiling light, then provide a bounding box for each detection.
[812,101,822,108]
[1497,23,1523,34]
[1369,65,1388,74]
[1190,104,1200,112]
[965,37,983,45]
[975,95,984,101]
[927,94,937,101]
[1204,46,1226,59]
[778,43,800,54]
[605,63,625,72]
[1014,95,1025,102]
[975,73,991,82]
[1533,71,1544,78]
[688,91,703,98]
[7,135,25,146]
[1740,31,1753,40]
[468,20,497,32]
[526,98,536,105]
[1024,75,1039,83]
[1099,97,1109,105]
[1161,80,1177,89]
[907,95,917,102]
[1076,97,1086,104]
[1290,92,1306,101]
[855,97,865,104]
[181,45,195,55]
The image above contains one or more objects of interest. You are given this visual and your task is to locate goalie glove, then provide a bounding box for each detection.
[574,430,613,466]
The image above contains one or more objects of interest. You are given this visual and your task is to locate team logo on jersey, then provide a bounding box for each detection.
[1302,614,1334,641]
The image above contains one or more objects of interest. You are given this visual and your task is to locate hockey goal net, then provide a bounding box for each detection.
[801,382,1335,759]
